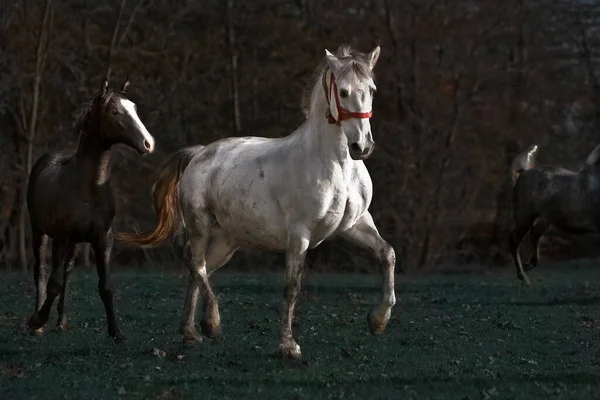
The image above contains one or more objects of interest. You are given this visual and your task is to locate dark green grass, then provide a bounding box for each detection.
[2,263,600,399]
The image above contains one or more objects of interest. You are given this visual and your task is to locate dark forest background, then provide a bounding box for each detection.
[1,0,600,273]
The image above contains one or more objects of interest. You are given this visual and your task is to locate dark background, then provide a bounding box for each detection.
[1,0,599,273]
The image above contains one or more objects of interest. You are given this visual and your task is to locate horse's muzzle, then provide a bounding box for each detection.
[349,142,375,160]
[136,139,155,155]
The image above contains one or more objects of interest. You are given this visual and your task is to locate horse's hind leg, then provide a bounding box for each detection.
[29,239,74,331]
[56,253,76,331]
[510,224,532,286]
[180,230,237,342]
[93,228,125,343]
[527,219,549,271]
[184,214,224,341]
[341,211,396,336]
[29,227,48,335]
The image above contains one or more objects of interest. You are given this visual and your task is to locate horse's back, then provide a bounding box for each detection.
[29,150,73,181]
[514,165,594,231]
[28,150,76,204]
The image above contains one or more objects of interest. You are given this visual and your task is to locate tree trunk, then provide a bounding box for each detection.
[19,0,53,273]
[227,0,241,133]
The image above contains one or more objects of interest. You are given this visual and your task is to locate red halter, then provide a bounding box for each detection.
[322,68,373,126]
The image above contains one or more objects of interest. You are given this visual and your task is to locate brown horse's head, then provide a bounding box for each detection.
[82,78,155,154]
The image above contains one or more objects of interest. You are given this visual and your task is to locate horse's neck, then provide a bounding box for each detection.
[300,91,350,166]
[75,129,112,188]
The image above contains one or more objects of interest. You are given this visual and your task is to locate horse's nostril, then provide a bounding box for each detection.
[144,139,152,151]
[350,143,362,154]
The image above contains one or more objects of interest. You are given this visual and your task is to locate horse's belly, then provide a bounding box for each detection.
[214,199,288,251]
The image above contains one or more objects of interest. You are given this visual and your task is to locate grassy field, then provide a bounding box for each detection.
[2,262,600,399]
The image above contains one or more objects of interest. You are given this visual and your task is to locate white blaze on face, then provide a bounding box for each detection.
[119,98,155,153]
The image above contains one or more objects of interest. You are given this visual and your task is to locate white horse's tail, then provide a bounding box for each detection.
[116,146,200,248]
[511,144,538,186]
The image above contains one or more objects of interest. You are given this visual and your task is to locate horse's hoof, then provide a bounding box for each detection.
[55,322,71,332]
[277,342,302,360]
[29,328,44,337]
[201,319,222,339]
[113,333,128,345]
[181,328,203,344]
[367,307,390,336]
[28,315,44,331]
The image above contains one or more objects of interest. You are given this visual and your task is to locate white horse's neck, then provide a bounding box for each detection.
[296,81,351,165]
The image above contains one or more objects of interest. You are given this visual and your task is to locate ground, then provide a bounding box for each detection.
[2,262,600,399]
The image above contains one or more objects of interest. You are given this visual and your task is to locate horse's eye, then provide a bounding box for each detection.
[339,89,348,98]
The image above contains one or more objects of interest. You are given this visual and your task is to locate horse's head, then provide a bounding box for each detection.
[91,78,155,155]
[323,45,380,160]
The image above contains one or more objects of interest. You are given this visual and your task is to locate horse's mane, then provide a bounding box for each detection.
[301,44,375,119]
[73,90,115,134]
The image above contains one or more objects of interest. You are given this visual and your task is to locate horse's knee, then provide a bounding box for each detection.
[379,242,396,267]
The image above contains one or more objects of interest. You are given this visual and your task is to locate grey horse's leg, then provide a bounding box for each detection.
[527,219,549,271]
[341,211,396,335]
[510,224,532,286]
[180,230,237,342]
[278,224,311,360]
[184,213,224,341]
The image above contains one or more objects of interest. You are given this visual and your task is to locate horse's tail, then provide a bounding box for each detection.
[511,144,539,186]
[115,147,200,248]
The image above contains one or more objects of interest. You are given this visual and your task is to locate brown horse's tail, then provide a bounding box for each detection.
[511,144,538,186]
[116,146,201,248]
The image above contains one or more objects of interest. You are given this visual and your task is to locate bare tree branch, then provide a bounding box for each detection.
[117,0,145,47]
[105,0,126,80]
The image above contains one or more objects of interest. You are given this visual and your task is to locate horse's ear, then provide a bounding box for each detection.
[367,46,381,70]
[121,77,130,93]
[101,78,109,96]
[324,49,343,72]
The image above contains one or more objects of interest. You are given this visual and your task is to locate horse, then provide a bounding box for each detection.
[509,143,600,286]
[117,43,396,360]
[26,77,155,343]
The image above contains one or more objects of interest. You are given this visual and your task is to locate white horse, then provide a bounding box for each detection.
[117,44,396,360]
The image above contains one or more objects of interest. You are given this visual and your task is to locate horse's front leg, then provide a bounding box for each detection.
[92,228,126,343]
[341,211,396,335]
[278,225,310,360]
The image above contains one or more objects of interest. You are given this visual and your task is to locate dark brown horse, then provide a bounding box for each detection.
[27,78,155,342]
[510,143,600,286]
